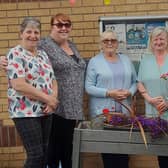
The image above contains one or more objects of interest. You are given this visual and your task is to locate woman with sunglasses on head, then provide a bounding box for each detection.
[85,29,137,168]
[38,13,86,168]
[5,17,58,168]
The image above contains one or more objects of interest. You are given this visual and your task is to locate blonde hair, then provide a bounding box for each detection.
[148,26,168,52]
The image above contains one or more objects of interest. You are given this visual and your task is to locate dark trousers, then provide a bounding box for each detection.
[158,156,168,168]
[102,153,129,168]
[47,114,76,168]
[13,115,52,168]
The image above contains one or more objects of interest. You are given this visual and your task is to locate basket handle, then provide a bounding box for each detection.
[117,101,135,117]
[115,95,136,118]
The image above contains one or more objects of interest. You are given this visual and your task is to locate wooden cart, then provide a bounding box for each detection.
[72,122,168,168]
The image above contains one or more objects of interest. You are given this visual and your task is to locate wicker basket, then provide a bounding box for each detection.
[91,100,135,129]
[98,100,136,130]
[103,112,132,129]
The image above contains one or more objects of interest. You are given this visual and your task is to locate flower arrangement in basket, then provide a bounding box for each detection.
[101,101,168,148]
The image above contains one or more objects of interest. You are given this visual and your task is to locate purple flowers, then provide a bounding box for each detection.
[106,113,168,139]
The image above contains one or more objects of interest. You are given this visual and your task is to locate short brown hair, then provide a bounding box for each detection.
[50,13,71,25]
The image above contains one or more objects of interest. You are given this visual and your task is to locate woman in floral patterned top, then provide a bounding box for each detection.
[6,17,59,168]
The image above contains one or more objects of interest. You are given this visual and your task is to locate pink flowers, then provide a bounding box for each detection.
[160,72,168,80]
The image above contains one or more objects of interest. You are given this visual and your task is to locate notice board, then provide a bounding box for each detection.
[99,15,168,61]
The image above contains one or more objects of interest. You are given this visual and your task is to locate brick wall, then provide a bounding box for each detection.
[0,0,168,167]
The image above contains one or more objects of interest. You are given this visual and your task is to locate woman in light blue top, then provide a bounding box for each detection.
[85,30,137,168]
[85,31,137,118]
[138,26,168,168]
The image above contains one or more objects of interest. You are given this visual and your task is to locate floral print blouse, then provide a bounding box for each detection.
[7,45,56,118]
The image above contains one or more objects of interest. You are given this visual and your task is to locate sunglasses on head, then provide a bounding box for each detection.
[52,22,71,29]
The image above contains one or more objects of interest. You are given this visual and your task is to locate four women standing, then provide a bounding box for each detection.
[0,15,168,168]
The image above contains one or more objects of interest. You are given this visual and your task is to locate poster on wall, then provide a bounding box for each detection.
[126,23,147,49]
[99,16,168,61]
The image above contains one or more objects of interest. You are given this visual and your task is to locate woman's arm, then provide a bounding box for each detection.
[43,79,59,113]
[85,58,107,97]
[0,56,8,71]
[137,82,153,103]
[128,61,137,95]
[51,79,58,98]
[11,77,57,109]
[137,82,165,110]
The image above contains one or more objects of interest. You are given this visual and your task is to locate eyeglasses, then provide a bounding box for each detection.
[102,39,118,44]
[52,22,71,29]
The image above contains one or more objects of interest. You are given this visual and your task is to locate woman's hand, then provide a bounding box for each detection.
[148,96,168,115]
[43,95,59,114]
[107,89,131,101]
[43,104,54,114]
[148,96,164,106]
[0,56,8,71]
[46,94,59,110]
[155,99,168,115]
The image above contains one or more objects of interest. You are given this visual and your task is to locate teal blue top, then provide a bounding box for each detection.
[138,53,168,120]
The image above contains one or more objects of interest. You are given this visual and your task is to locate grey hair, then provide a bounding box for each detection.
[99,29,118,50]
[100,29,118,42]
[148,26,168,52]
[20,17,41,33]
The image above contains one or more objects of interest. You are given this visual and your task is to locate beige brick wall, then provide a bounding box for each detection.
[0,0,167,167]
